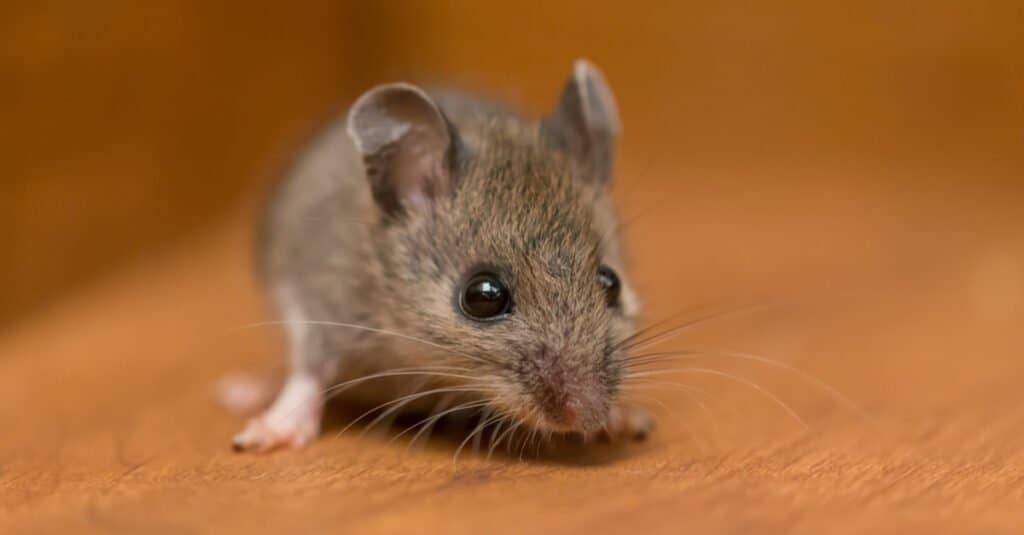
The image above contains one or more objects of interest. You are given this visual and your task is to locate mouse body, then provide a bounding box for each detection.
[231,60,653,452]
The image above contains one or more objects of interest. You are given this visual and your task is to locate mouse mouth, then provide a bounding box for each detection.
[495,349,615,434]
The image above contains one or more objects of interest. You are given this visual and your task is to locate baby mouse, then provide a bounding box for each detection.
[230,59,654,452]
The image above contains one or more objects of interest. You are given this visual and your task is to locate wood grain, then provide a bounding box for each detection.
[2,159,1022,533]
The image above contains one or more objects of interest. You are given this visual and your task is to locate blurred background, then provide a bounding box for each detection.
[2,1,1022,326]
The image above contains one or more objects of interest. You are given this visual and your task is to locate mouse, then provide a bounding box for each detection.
[229,59,654,452]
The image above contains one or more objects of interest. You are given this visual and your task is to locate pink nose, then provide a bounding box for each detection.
[557,398,582,427]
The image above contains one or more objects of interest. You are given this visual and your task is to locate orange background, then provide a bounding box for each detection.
[5,1,1022,325]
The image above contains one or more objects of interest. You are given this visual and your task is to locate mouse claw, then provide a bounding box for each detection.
[602,405,656,442]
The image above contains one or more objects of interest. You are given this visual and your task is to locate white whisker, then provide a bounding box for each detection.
[394,400,492,449]
[320,367,478,400]
[335,385,493,440]
[453,411,503,469]
[235,320,491,365]
[626,348,872,422]
[626,367,809,430]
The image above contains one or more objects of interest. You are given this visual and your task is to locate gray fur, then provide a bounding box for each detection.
[259,62,638,433]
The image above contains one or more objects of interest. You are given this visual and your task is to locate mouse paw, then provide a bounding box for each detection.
[603,404,656,442]
[231,374,323,452]
[232,415,320,452]
[216,372,278,415]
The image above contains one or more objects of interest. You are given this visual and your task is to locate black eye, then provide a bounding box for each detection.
[460,273,512,321]
[598,265,621,308]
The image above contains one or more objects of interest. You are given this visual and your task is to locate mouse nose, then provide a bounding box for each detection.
[526,348,607,431]
[550,397,582,428]
[540,393,606,432]
[533,379,600,431]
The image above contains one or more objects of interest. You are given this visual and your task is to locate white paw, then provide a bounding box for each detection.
[232,413,320,452]
[231,374,323,452]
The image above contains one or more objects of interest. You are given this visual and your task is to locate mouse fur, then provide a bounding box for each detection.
[232,60,651,452]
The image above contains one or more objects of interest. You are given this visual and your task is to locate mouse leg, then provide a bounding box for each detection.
[231,372,325,451]
[232,288,334,452]
[602,404,656,442]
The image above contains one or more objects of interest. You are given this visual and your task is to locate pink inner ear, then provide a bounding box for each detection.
[391,124,450,210]
[347,83,455,215]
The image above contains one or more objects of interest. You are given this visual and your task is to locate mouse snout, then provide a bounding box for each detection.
[543,394,583,428]
[528,360,606,432]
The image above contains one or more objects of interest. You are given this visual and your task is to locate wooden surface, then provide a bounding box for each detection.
[4,2,1024,532]
[3,159,1023,533]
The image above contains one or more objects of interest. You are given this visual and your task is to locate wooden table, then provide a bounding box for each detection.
[3,162,1022,533]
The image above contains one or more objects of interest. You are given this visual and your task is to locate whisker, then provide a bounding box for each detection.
[394,400,492,449]
[471,407,495,454]
[364,375,437,436]
[519,427,537,461]
[504,414,529,455]
[624,391,712,454]
[622,379,702,393]
[509,422,526,455]
[626,350,704,366]
[334,385,493,440]
[367,386,495,438]
[488,417,519,459]
[626,367,809,430]
[621,384,718,442]
[625,349,872,422]
[400,392,459,450]
[320,367,478,400]
[485,416,510,459]
[453,411,503,469]
[616,308,714,350]
[234,320,494,365]
[267,366,477,426]
[618,299,791,354]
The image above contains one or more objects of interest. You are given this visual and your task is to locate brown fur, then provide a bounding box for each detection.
[260,81,638,434]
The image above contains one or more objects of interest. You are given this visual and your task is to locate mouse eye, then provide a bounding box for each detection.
[598,265,621,308]
[460,273,512,321]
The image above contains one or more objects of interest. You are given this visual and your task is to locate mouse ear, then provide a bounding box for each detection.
[347,83,457,217]
[541,59,621,187]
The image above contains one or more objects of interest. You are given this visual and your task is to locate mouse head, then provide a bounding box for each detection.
[347,60,637,434]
